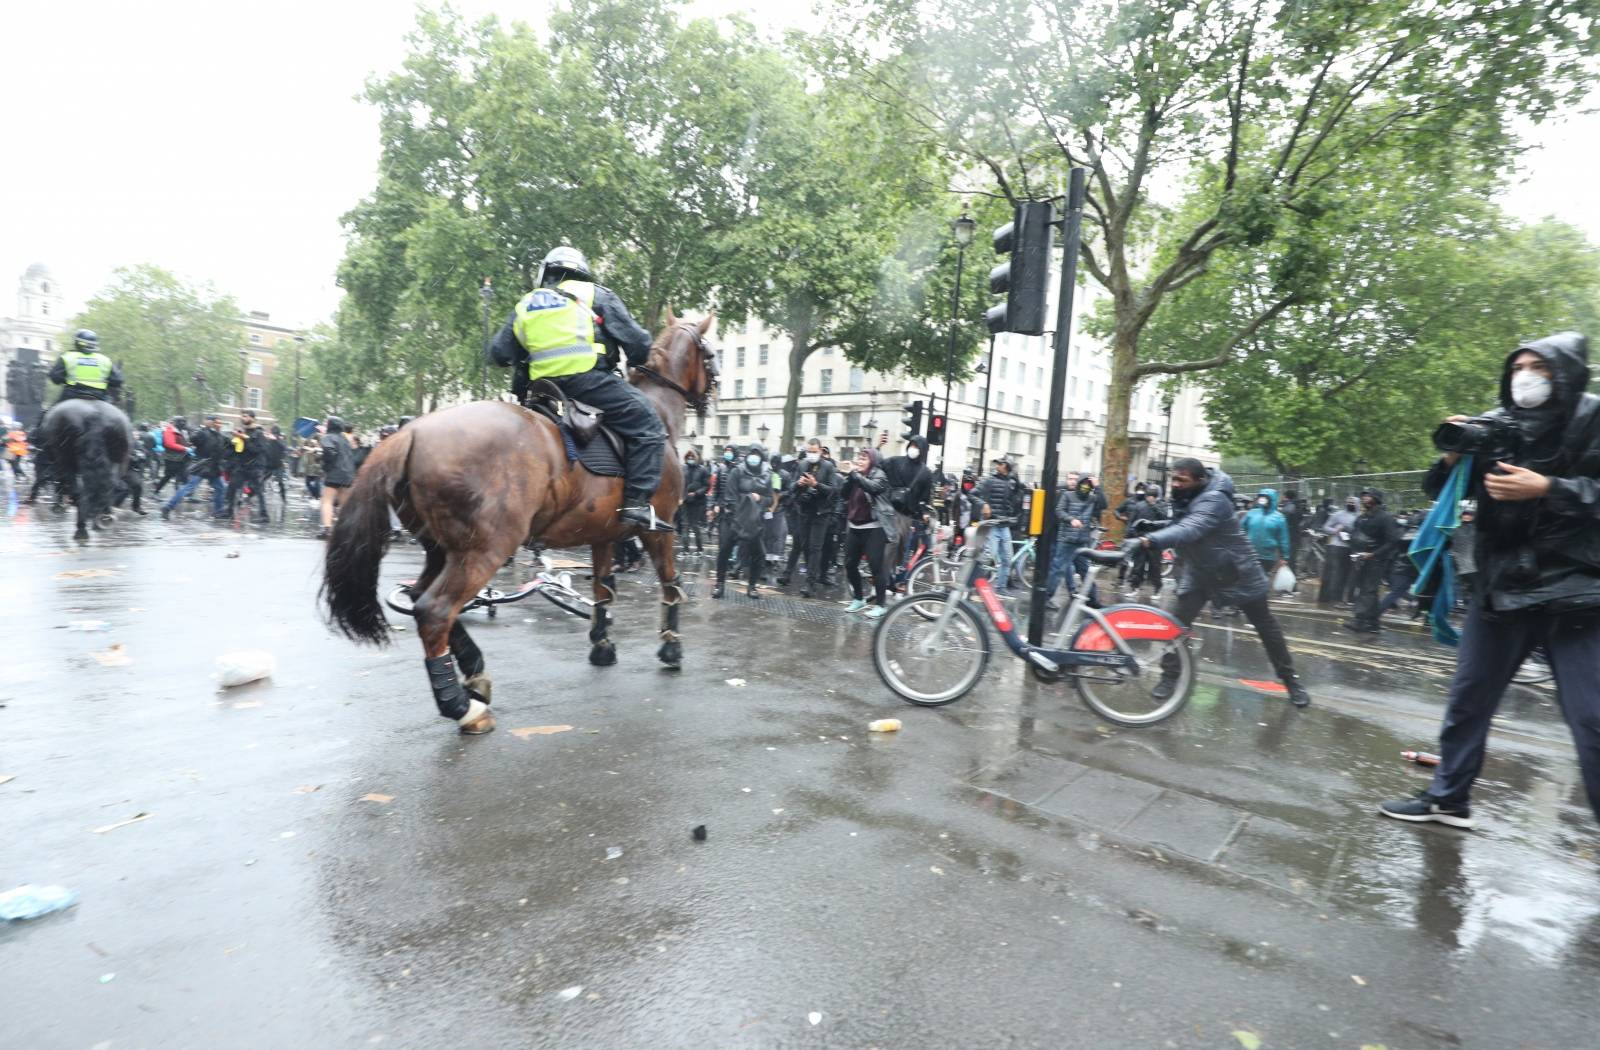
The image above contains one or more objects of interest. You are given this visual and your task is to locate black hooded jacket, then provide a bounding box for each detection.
[1425,332,1600,613]
[882,436,933,516]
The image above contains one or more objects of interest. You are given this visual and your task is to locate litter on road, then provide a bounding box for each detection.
[217,651,275,688]
[510,725,573,738]
[0,885,79,921]
[91,812,151,835]
[92,645,132,667]
[868,718,902,733]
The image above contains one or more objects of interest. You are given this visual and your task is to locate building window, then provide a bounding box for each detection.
[41,282,49,293]
[1032,400,1041,416]
[815,412,829,434]
[718,415,730,435]
[739,415,751,436]
[822,346,834,356]
[849,368,864,392]
[247,387,263,409]
[1087,380,1095,401]
[249,333,262,344]
[41,302,49,316]
[819,369,833,393]
[45,339,52,352]
[758,344,769,366]
[1013,395,1022,413]
[997,357,1007,380]
[734,379,745,398]
[736,347,746,367]
[1070,377,1078,397]
[222,392,235,407]
[1035,367,1043,386]
[248,357,264,375]
[756,378,767,396]
[845,410,860,433]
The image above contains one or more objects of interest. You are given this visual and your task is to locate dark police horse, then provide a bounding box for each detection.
[38,398,134,541]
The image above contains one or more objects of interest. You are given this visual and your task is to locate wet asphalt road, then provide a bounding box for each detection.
[4,487,1599,1050]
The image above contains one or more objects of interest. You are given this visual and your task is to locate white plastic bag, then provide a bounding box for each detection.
[1272,565,1296,593]
[217,650,275,688]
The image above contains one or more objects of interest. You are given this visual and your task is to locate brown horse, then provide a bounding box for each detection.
[321,311,718,734]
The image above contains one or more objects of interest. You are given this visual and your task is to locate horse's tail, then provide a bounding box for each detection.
[322,428,412,646]
[76,406,116,520]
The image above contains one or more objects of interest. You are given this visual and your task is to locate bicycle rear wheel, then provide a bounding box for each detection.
[1072,631,1194,727]
[873,593,991,706]
[1512,650,1552,685]
[905,554,968,616]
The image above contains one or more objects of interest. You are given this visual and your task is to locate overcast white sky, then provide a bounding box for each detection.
[2,0,1596,329]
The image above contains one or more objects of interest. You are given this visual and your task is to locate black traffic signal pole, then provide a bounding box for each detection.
[1028,168,1087,647]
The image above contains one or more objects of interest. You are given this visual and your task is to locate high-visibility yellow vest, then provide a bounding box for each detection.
[61,350,113,389]
[513,280,603,381]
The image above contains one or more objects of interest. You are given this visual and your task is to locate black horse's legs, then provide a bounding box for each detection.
[414,551,497,734]
[589,542,618,666]
[643,532,685,669]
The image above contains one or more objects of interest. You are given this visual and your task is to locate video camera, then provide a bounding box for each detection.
[1432,416,1524,462]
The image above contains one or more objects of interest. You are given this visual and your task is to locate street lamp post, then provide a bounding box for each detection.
[974,335,996,472]
[757,422,770,446]
[238,348,249,420]
[941,211,975,478]
[1160,394,1174,493]
[479,278,495,402]
[293,336,304,425]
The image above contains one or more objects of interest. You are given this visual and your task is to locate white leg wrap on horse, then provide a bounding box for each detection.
[458,697,489,726]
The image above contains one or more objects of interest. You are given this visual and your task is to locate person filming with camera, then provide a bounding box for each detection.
[1380,332,1600,829]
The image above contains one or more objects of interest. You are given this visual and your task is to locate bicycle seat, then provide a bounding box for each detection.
[1080,548,1126,567]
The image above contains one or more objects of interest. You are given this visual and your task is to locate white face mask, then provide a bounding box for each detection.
[746,454,762,468]
[1511,371,1553,409]
[906,447,920,460]
[805,451,820,463]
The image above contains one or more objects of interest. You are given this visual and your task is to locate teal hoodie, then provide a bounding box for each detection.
[1243,487,1291,562]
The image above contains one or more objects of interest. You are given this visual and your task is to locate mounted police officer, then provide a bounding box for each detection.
[48,330,123,405]
[488,246,668,532]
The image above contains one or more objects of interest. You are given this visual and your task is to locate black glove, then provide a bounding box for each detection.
[1121,538,1145,557]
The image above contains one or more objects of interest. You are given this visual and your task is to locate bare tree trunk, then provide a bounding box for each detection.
[1099,324,1139,538]
[780,307,814,452]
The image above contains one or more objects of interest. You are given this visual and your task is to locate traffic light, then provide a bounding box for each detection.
[927,412,946,446]
[900,400,924,441]
[985,200,1054,336]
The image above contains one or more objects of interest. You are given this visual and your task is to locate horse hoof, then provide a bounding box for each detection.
[96,514,115,529]
[464,673,493,705]
[589,642,617,667]
[459,710,496,735]
[74,529,89,542]
[657,641,682,669]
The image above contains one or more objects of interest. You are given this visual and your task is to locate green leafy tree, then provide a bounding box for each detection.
[1155,202,1600,473]
[72,265,245,421]
[821,0,1600,495]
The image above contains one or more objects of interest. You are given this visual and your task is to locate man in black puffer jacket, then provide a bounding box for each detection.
[1344,487,1402,634]
[1381,332,1600,829]
[677,450,710,554]
[976,458,1025,590]
[1127,458,1310,708]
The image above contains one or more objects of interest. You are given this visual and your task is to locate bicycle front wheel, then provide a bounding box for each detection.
[905,554,968,618]
[1073,631,1194,727]
[873,593,991,706]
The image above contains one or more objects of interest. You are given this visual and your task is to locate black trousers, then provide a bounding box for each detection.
[554,367,666,505]
[1429,604,1600,820]
[226,471,267,517]
[821,516,843,578]
[844,526,889,605]
[1128,546,1163,588]
[1320,549,1351,606]
[717,529,764,584]
[784,513,829,584]
[152,459,185,494]
[1163,589,1298,685]
[1351,555,1386,628]
[676,500,706,551]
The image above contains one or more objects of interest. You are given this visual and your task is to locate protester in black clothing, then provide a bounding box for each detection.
[976,458,1026,590]
[1382,332,1600,829]
[819,447,846,585]
[262,426,288,502]
[224,416,269,522]
[677,450,710,553]
[1344,488,1402,634]
[881,434,934,573]
[319,417,356,539]
[1125,489,1166,592]
[779,438,841,597]
[713,444,778,599]
[1280,489,1305,567]
[1128,458,1311,707]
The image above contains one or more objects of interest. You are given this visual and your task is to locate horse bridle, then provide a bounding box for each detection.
[635,323,717,415]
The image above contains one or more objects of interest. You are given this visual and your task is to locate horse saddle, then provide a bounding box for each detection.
[525,379,625,476]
